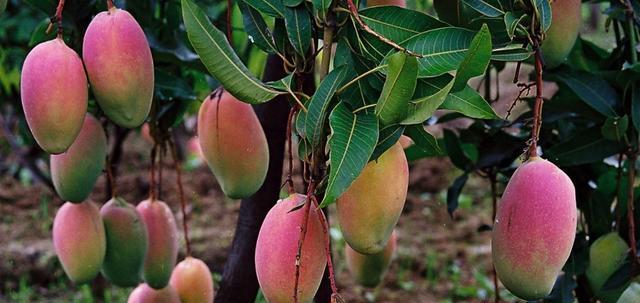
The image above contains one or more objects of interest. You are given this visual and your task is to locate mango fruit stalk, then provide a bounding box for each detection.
[53,201,106,284]
[345,230,397,288]
[492,157,577,300]
[197,91,269,199]
[83,7,154,128]
[50,114,107,202]
[21,38,87,154]
[336,143,408,254]
[170,257,215,303]
[255,194,326,303]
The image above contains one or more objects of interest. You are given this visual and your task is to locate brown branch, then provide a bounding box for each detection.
[46,0,65,38]
[310,195,341,302]
[627,151,638,269]
[169,138,192,257]
[226,0,233,45]
[344,0,423,58]
[527,48,544,159]
[293,182,314,303]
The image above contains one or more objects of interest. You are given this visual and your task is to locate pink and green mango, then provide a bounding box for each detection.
[100,197,148,287]
[492,157,577,301]
[50,114,107,202]
[197,91,269,199]
[541,0,582,69]
[137,199,179,289]
[83,7,153,128]
[127,283,180,303]
[255,194,326,303]
[170,257,214,303]
[345,230,397,288]
[20,38,87,154]
[53,201,106,284]
[336,143,408,254]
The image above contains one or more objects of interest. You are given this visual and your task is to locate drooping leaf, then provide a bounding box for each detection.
[503,11,526,39]
[533,0,552,32]
[447,173,469,217]
[461,0,504,17]
[404,125,443,156]
[553,70,619,117]
[402,76,455,125]
[312,0,332,21]
[182,0,281,104]
[242,0,285,17]
[321,103,379,207]
[441,85,500,119]
[305,65,350,147]
[375,52,418,125]
[239,2,277,54]
[284,5,312,56]
[370,125,404,161]
[444,129,474,171]
[452,24,492,91]
[546,127,622,166]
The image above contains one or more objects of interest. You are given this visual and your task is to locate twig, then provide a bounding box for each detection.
[286,107,298,194]
[169,138,192,257]
[527,47,544,159]
[226,0,234,45]
[46,0,65,38]
[627,151,638,269]
[311,195,341,301]
[489,172,500,303]
[294,182,314,303]
[505,82,535,121]
[344,0,423,58]
[106,0,114,10]
[616,153,624,232]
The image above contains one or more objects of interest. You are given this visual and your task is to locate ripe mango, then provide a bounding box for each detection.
[50,114,107,202]
[53,201,106,284]
[100,197,148,287]
[197,91,269,199]
[586,232,629,303]
[618,282,640,303]
[541,0,582,69]
[492,157,577,301]
[127,283,180,303]
[336,143,408,254]
[137,199,179,289]
[170,257,214,303]
[255,194,326,303]
[367,0,405,7]
[345,230,397,287]
[20,38,87,154]
[83,7,153,128]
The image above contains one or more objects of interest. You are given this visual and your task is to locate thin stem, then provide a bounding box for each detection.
[286,107,298,194]
[336,65,387,95]
[285,84,309,113]
[158,145,164,200]
[489,172,500,303]
[169,138,192,257]
[226,0,233,45]
[627,151,638,269]
[616,153,624,232]
[627,0,638,64]
[344,0,423,58]
[527,48,544,159]
[46,0,65,38]
[294,182,315,303]
[311,195,341,300]
[319,14,335,80]
[106,0,114,10]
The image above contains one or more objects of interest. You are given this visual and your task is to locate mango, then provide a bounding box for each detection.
[83,7,153,128]
[127,283,180,303]
[53,201,106,284]
[197,91,269,199]
[541,0,582,69]
[345,230,397,288]
[367,0,405,7]
[255,194,326,303]
[586,232,629,303]
[492,157,577,301]
[100,197,148,287]
[618,283,640,303]
[170,257,215,303]
[20,38,87,154]
[50,114,107,202]
[336,142,408,254]
[137,199,179,289]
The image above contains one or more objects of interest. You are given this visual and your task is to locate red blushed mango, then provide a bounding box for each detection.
[101,197,148,287]
[53,201,106,284]
[336,143,408,254]
[197,91,269,199]
[21,38,87,154]
[137,199,179,289]
[50,114,107,203]
[127,284,180,303]
[541,0,582,69]
[170,257,214,303]
[492,158,577,301]
[255,194,326,303]
[83,7,153,128]
[345,230,397,288]
[367,0,405,7]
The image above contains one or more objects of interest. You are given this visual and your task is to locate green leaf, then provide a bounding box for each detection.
[601,115,629,142]
[461,0,504,17]
[321,103,379,207]
[312,0,332,21]
[533,0,552,32]
[242,0,285,17]
[283,0,303,6]
[402,76,455,125]
[546,127,621,166]
[239,2,277,54]
[553,70,618,117]
[504,11,526,39]
[452,24,492,91]
[375,52,418,126]
[284,5,312,56]
[491,46,532,61]
[404,125,443,156]
[444,129,474,171]
[155,70,197,101]
[28,18,56,47]
[370,125,404,161]
[272,18,289,54]
[441,84,499,119]
[182,0,281,104]
[447,173,469,217]
[304,65,350,147]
